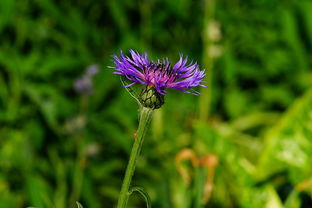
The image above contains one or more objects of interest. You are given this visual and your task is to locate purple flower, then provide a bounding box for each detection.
[74,64,99,95]
[112,50,206,95]
[86,64,99,76]
[74,76,93,95]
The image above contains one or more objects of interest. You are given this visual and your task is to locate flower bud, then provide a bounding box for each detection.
[139,86,164,109]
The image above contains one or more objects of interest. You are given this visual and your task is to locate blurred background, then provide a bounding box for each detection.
[0,0,312,207]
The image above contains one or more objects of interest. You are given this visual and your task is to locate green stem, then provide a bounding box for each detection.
[199,0,216,122]
[193,167,205,208]
[117,107,153,208]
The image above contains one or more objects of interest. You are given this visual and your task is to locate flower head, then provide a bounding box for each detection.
[112,50,206,95]
[112,50,206,109]
[74,64,99,95]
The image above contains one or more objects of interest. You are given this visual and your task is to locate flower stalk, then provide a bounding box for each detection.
[117,107,153,208]
[112,49,206,207]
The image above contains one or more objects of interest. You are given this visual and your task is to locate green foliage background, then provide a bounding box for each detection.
[0,0,312,207]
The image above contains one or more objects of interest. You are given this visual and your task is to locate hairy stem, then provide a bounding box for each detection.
[117,107,153,208]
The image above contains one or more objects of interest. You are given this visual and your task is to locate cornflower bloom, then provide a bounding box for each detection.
[112,50,206,208]
[74,64,99,95]
[112,50,206,109]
